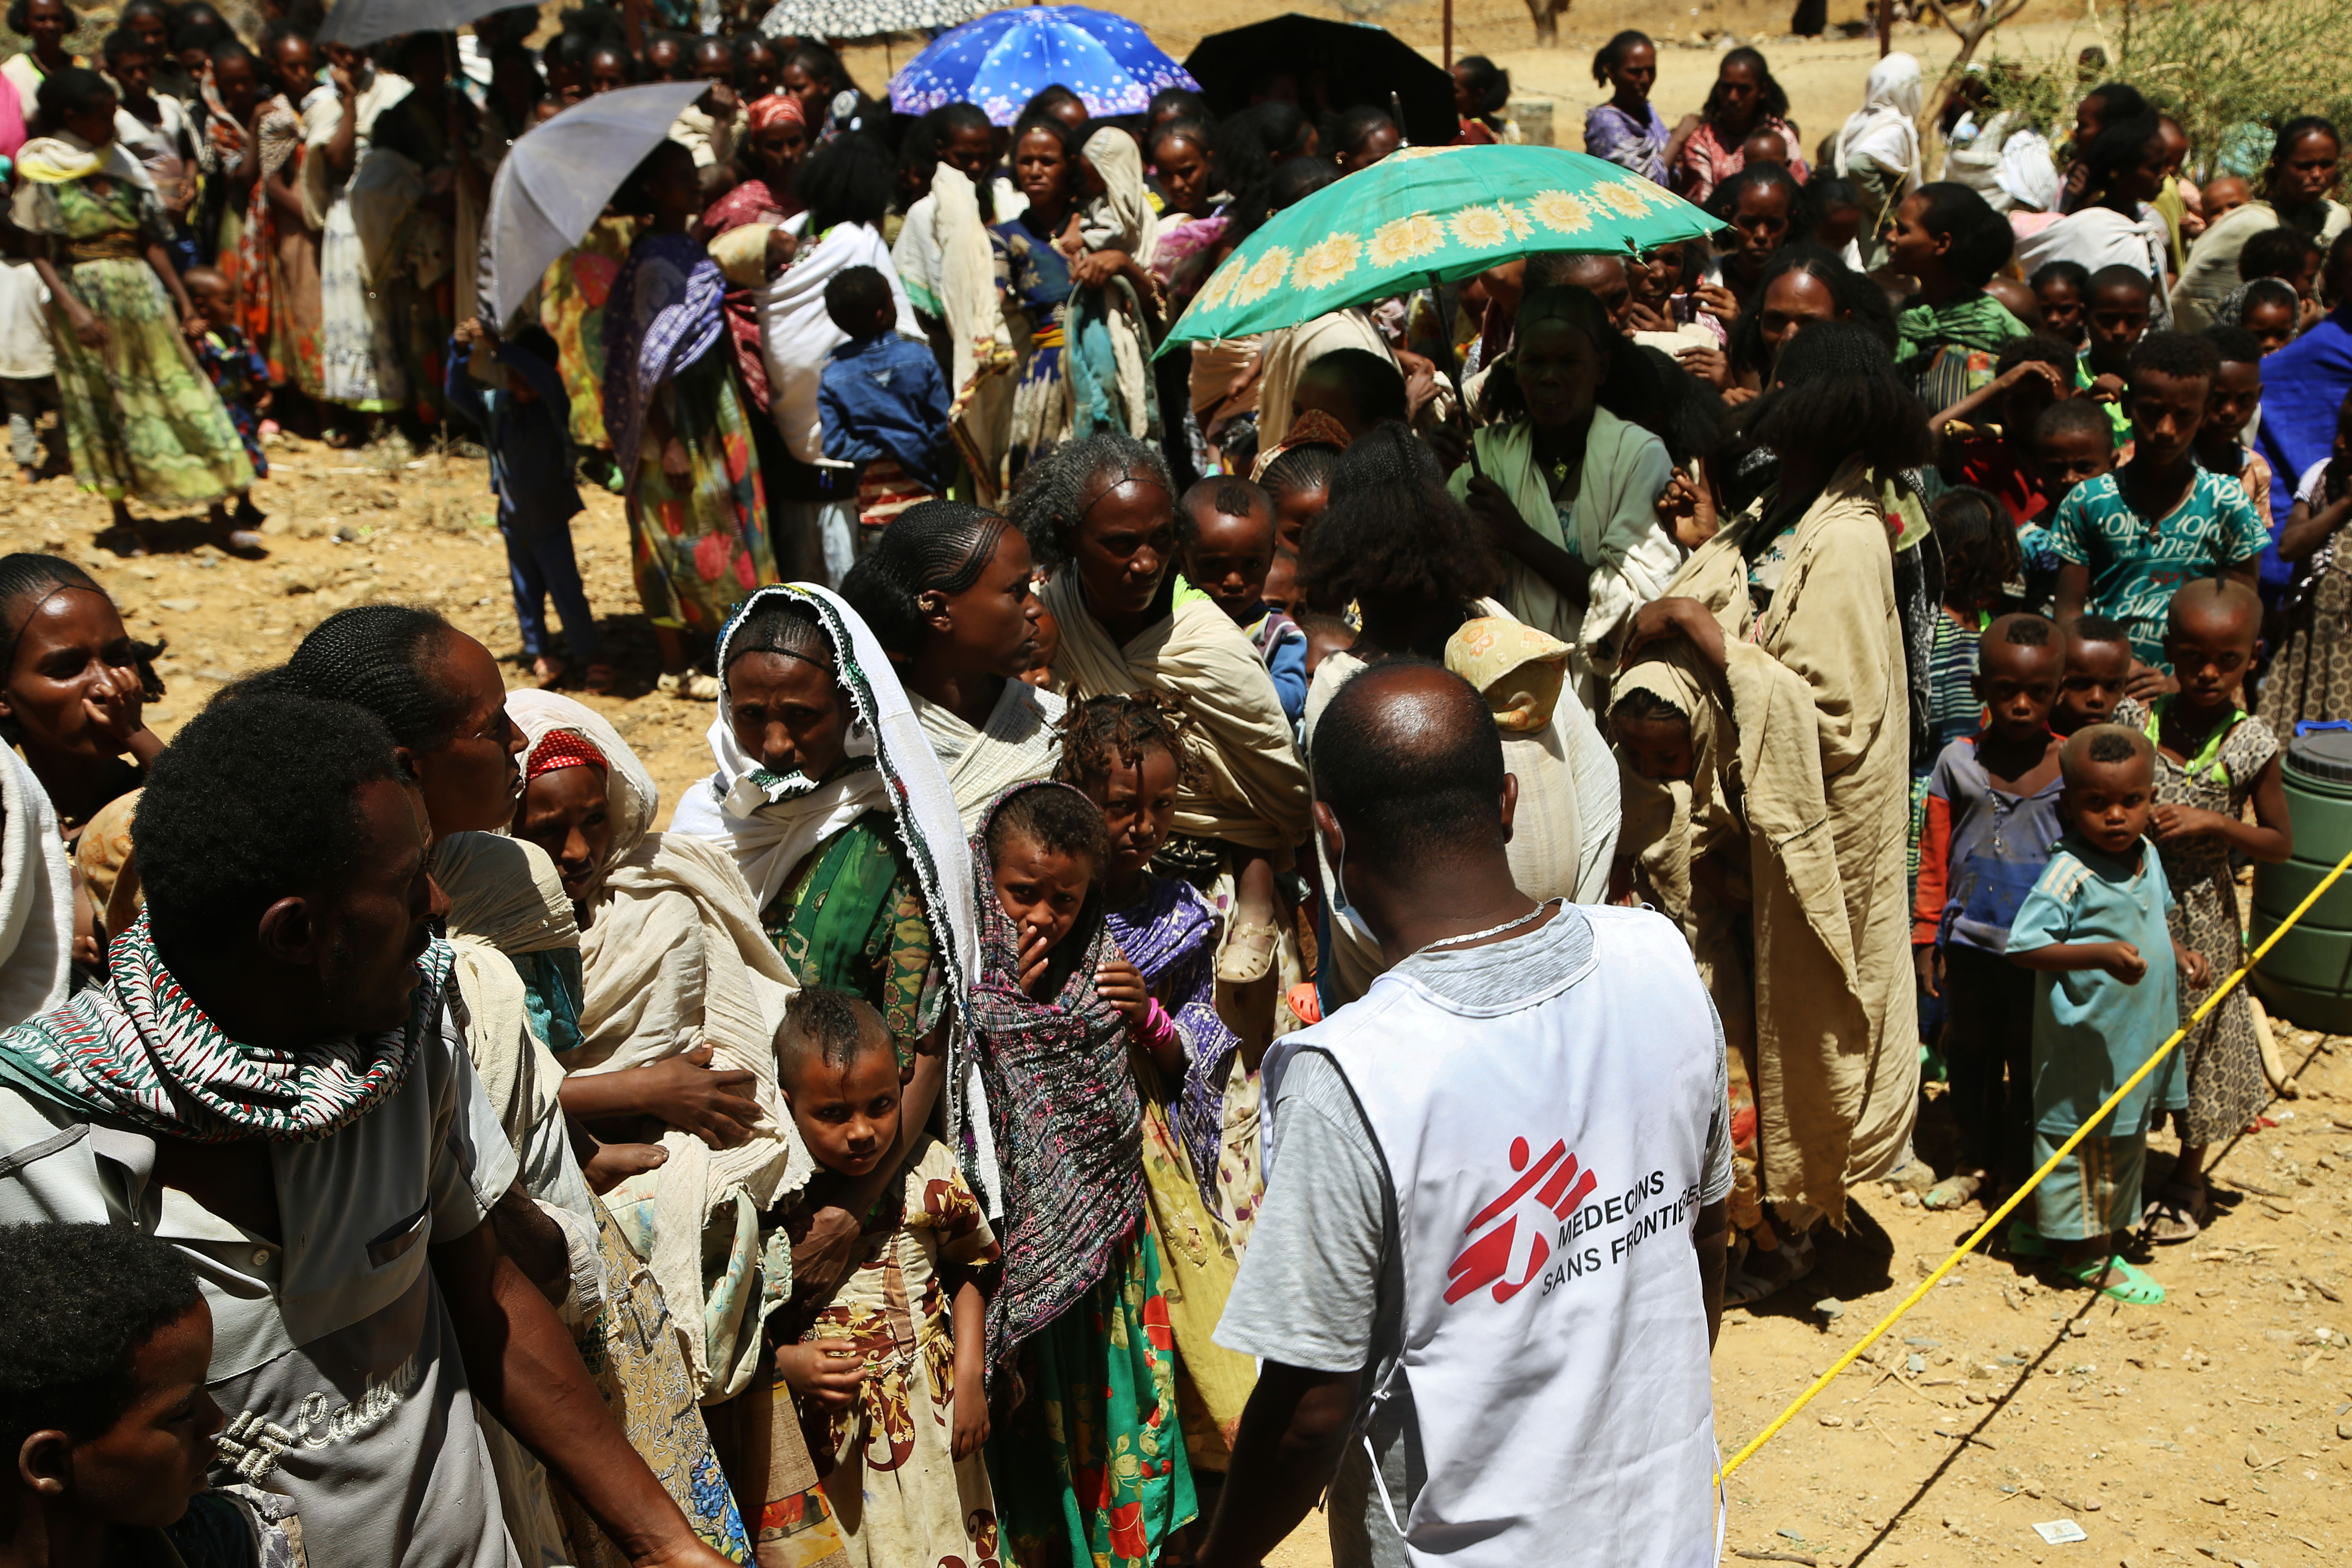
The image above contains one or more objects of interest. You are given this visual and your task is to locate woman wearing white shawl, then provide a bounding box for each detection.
[507,688,807,1400]
[1834,52,1924,272]
[667,584,982,1568]
[433,827,756,1568]
[0,745,70,1027]
[839,499,1065,832]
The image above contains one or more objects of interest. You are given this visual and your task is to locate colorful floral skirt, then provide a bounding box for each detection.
[541,217,637,452]
[47,257,254,506]
[989,1228,1197,1568]
[625,349,776,633]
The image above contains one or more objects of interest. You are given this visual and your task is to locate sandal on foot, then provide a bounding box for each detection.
[582,662,618,695]
[2061,1253,2165,1305]
[1216,920,1281,985]
[532,656,568,690]
[2141,1186,2205,1245]
[1924,1172,1984,1211]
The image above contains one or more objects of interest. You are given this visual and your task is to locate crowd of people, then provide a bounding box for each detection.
[0,9,2343,1568]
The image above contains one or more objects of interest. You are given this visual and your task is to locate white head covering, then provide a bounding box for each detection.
[1081,124,1161,268]
[1834,52,1924,195]
[506,689,660,867]
[669,582,978,1011]
[1994,126,2061,213]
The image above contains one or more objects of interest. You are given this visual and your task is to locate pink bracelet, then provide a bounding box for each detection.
[1135,997,1179,1055]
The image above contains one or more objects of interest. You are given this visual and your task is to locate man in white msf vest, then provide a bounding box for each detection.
[1202,662,1733,1568]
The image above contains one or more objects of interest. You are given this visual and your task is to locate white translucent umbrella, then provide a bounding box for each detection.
[317,0,515,49]
[479,82,707,334]
[758,0,997,40]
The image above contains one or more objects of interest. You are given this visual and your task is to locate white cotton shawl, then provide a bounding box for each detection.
[912,680,1067,833]
[0,747,71,1028]
[1834,52,1924,195]
[509,689,808,1398]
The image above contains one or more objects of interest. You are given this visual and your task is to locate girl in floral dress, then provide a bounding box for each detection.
[604,140,776,688]
[14,68,255,548]
[2112,577,2292,1243]
[776,989,1001,1568]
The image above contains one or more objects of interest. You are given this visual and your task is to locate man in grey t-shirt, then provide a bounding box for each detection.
[1199,662,1731,1568]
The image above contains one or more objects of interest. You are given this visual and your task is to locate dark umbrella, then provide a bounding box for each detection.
[1182,13,1456,150]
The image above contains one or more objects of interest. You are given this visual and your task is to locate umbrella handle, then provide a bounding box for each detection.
[1429,269,1482,483]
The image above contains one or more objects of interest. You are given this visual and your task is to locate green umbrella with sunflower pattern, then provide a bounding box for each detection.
[1158,143,1719,351]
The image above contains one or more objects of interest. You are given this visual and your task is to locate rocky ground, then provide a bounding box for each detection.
[21,422,2345,1567]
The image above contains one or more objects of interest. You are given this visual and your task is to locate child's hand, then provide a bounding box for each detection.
[2087,371,2128,404]
[2098,941,2148,984]
[776,1341,864,1410]
[1095,953,1149,1024]
[1914,944,1942,999]
[662,435,692,481]
[2150,802,2227,844]
[951,1360,991,1459]
[1017,925,1054,998]
[70,308,109,349]
[2123,659,2176,701]
[1655,465,1719,550]
[2177,943,2212,989]
[1994,359,2069,402]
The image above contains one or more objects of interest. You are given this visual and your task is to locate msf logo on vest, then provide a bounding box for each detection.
[1444,1136,1598,1305]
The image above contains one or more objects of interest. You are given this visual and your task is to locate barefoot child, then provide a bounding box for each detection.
[1054,695,1260,1459]
[2054,613,2133,734]
[1179,478,1308,724]
[178,265,269,545]
[2113,577,2291,1242]
[772,988,1000,1568]
[2004,723,2201,1303]
[1914,615,2068,1211]
[967,781,1197,1567]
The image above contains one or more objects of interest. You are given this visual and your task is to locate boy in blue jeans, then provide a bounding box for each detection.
[818,266,950,535]
[1913,614,2067,1213]
[2004,723,2203,1305]
[447,319,609,692]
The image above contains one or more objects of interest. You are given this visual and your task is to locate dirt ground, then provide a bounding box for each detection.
[14,7,2335,1563]
[38,427,2347,1568]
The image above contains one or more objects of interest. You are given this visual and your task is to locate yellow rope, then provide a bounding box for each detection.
[1715,839,2352,1483]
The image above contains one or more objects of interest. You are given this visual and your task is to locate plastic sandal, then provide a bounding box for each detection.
[1216,920,1280,985]
[2142,1183,2205,1244]
[2061,1253,2165,1305]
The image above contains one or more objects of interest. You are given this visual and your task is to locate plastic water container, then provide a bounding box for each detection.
[2251,722,2352,1031]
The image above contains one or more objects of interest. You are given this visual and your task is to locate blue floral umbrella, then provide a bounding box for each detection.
[887,4,1197,125]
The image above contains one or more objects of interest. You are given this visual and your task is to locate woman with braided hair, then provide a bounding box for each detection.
[840,499,1063,832]
[1015,429,1310,1041]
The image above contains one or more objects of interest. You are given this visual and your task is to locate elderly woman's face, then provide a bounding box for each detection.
[727,652,850,781]
[1069,472,1177,622]
[511,763,614,915]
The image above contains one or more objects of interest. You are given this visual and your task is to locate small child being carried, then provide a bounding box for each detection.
[818,264,952,533]
[772,986,999,1566]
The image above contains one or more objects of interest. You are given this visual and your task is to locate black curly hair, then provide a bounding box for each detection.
[776,986,888,1085]
[798,132,894,232]
[1742,318,1934,473]
[1006,429,1178,573]
[1052,692,1205,799]
[1295,423,1501,625]
[2128,328,2220,386]
[35,65,113,122]
[0,1222,202,1457]
[1931,486,2020,611]
[135,686,410,961]
[983,780,1108,873]
[839,501,1015,658]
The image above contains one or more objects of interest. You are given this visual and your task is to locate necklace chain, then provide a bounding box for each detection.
[1421,897,1562,953]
